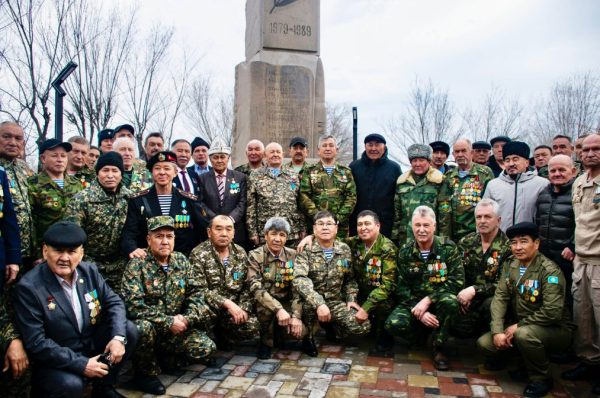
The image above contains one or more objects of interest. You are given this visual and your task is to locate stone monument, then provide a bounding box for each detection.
[233,0,325,166]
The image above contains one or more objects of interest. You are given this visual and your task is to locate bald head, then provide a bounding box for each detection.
[548,154,577,188]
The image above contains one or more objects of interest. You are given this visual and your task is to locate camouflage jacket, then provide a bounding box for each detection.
[490,252,575,335]
[293,240,358,307]
[125,161,153,193]
[64,180,132,266]
[439,163,494,241]
[70,166,96,189]
[235,162,264,176]
[299,162,357,234]
[0,291,19,352]
[0,157,34,257]
[28,171,84,255]
[347,233,398,312]
[122,250,209,332]
[396,236,465,306]
[246,167,305,242]
[391,167,451,246]
[458,230,511,298]
[189,241,253,313]
[285,161,310,181]
[247,245,301,317]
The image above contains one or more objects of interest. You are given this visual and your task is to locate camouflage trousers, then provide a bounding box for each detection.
[358,297,395,337]
[451,296,493,338]
[384,293,459,348]
[257,302,308,347]
[0,367,30,398]
[132,319,216,376]
[208,308,261,343]
[93,257,126,294]
[303,300,371,338]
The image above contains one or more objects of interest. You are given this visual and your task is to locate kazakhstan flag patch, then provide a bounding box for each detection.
[548,276,559,284]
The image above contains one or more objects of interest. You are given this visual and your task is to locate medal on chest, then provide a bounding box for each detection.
[365,257,382,286]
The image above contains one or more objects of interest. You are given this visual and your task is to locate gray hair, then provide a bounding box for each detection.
[318,135,337,147]
[475,198,500,216]
[411,205,436,224]
[113,136,137,154]
[246,139,265,151]
[263,217,291,235]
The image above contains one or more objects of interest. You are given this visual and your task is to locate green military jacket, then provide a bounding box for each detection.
[396,236,465,306]
[299,161,357,236]
[70,166,96,189]
[346,233,398,313]
[246,167,305,242]
[285,161,310,181]
[247,245,301,317]
[235,162,263,176]
[64,180,132,266]
[0,157,34,257]
[28,171,84,255]
[0,292,19,353]
[391,167,451,246]
[440,163,493,241]
[293,239,358,308]
[189,240,253,313]
[124,161,153,193]
[122,250,208,333]
[458,230,511,298]
[490,252,575,335]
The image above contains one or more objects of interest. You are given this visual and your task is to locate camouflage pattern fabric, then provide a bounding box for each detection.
[537,160,583,179]
[235,163,263,176]
[0,289,30,397]
[71,166,95,189]
[126,161,153,193]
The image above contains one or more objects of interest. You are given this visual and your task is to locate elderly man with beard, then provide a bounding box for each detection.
[287,136,310,177]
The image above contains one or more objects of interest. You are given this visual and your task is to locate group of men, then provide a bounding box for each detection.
[0,118,599,398]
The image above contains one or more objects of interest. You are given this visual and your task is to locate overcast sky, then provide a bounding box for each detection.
[130,0,600,140]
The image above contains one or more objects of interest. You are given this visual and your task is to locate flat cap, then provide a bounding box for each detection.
[147,216,175,231]
[43,221,87,248]
[191,137,210,151]
[506,222,539,240]
[289,136,308,147]
[95,151,124,175]
[407,143,432,161]
[208,137,231,156]
[40,138,72,155]
[429,141,450,156]
[98,129,114,145]
[502,141,530,160]
[490,136,511,146]
[364,133,386,145]
[146,151,177,171]
[473,141,492,150]
[113,124,135,136]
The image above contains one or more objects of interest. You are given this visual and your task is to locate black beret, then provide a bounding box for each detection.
[113,124,135,136]
[98,129,114,145]
[146,151,177,171]
[490,136,511,146]
[43,221,87,248]
[40,138,72,155]
[364,133,386,145]
[472,141,492,150]
[95,152,124,175]
[429,141,450,156]
[191,137,210,151]
[289,136,308,147]
[506,222,539,240]
[502,141,530,160]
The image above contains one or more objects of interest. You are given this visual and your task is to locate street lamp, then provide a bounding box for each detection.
[51,61,78,141]
[352,106,358,161]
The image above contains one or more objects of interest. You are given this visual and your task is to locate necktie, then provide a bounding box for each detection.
[180,170,191,192]
[217,174,225,205]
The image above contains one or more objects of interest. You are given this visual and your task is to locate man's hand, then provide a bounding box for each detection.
[128,248,147,259]
[5,264,19,284]
[3,339,28,379]
[83,355,109,378]
[411,297,432,320]
[288,317,303,339]
[347,302,369,324]
[561,247,575,261]
[419,312,440,328]
[104,339,126,364]
[504,323,518,343]
[316,304,331,322]
[176,314,190,328]
[170,316,188,335]
[457,286,476,313]
[224,300,249,324]
[276,309,291,326]
[493,333,512,350]
[250,236,260,246]
[296,234,314,253]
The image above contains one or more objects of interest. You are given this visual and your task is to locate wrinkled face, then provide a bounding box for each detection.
[318,138,338,162]
[208,217,235,249]
[173,142,191,169]
[97,165,122,191]
[581,135,600,169]
[548,157,576,187]
[431,150,447,168]
[67,142,89,170]
[472,148,490,164]
[193,145,209,166]
[411,214,435,245]
[151,162,176,187]
[289,144,308,163]
[0,124,25,159]
[313,216,338,242]
[145,137,164,158]
[452,142,471,169]
[492,141,507,161]
[246,142,264,163]
[265,144,284,168]
[410,157,430,176]
[209,153,229,174]
[552,138,573,156]
[504,155,529,176]
[114,130,134,140]
[265,230,287,254]
[510,235,539,263]
[41,147,68,175]
[357,215,380,243]
[44,245,84,281]
[365,141,385,160]
[475,205,500,235]
[100,138,113,152]
[147,228,175,260]
[533,148,552,169]
[116,142,135,169]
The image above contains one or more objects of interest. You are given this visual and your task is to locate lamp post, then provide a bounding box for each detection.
[51,61,78,141]
[352,106,358,161]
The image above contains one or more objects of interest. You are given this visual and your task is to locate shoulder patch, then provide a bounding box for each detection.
[177,188,198,200]
[548,276,559,284]
[130,188,150,198]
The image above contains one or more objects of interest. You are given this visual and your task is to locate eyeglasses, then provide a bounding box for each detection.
[315,221,337,227]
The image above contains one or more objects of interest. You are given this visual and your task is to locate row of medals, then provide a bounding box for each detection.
[428,257,447,283]
[365,258,382,286]
[519,279,540,302]
[456,181,482,206]
[266,260,294,288]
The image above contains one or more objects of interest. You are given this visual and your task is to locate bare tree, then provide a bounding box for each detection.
[324,102,353,164]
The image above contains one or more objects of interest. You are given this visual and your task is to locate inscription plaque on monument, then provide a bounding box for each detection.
[262,0,319,53]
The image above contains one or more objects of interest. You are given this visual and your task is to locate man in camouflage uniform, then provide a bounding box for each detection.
[439,139,494,241]
[299,135,357,238]
[346,210,398,351]
[477,222,575,398]
[122,216,215,396]
[247,142,305,248]
[235,139,265,176]
[64,152,132,289]
[0,292,30,397]
[247,217,307,359]
[385,205,464,370]
[0,121,35,266]
[391,144,450,246]
[189,215,259,349]
[28,139,84,259]
[113,137,153,193]
[66,136,95,188]
[287,136,310,178]
[293,210,371,351]
[453,199,510,337]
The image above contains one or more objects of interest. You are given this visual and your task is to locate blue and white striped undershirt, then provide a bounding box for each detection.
[420,250,430,261]
[53,179,64,189]
[322,247,334,261]
[323,166,334,176]
[157,194,171,215]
